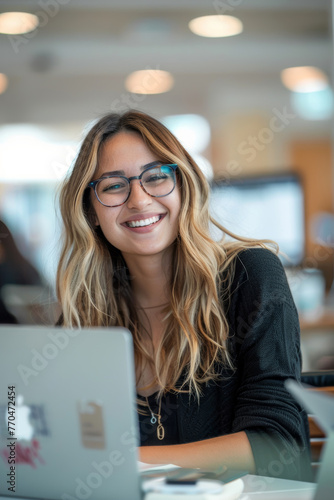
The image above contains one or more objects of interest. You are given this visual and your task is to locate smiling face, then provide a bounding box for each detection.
[90,131,181,265]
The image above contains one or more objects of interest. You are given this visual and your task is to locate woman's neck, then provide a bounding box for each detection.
[122,252,172,308]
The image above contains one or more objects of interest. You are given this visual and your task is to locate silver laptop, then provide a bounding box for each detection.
[0,326,141,500]
[286,379,334,500]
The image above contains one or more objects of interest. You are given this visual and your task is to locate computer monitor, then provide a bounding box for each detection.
[209,173,305,267]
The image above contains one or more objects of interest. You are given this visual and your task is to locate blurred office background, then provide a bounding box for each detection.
[0,0,333,369]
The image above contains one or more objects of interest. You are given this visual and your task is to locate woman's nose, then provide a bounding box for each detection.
[126,180,152,209]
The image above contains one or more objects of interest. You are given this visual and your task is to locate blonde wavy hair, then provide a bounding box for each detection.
[57,110,276,398]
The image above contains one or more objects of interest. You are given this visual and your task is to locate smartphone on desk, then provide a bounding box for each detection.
[142,467,248,497]
[141,465,248,484]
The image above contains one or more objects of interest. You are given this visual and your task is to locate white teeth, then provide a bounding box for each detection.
[127,216,160,228]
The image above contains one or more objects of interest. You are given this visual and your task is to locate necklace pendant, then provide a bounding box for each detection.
[157,423,165,440]
[150,415,157,424]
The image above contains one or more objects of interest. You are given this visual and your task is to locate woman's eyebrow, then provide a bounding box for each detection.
[99,161,161,177]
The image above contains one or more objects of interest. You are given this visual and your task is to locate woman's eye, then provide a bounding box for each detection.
[102,182,126,192]
[146,174,168,183]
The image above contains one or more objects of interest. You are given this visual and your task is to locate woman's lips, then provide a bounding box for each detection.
[122,214,166,232]
[126,215,161,228]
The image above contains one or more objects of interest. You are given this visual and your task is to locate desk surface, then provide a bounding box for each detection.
[0,475,318,500]
[242,474,316,499]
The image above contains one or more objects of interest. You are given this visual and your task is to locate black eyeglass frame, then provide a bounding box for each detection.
[88,163,178,207]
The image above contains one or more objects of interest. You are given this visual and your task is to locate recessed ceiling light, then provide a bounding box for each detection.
[0,12,39,35]
[189,15,243,38]
[125,70,174,95]
[281,66,328,93]
[0,73,8,94]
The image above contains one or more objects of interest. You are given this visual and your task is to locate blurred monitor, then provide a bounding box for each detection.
[209,173,305,267]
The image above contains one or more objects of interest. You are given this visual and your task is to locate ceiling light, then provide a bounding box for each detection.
[125,70,174,94]
[188,15,243,38]
[0,12,39,35]
[281,66,328,93]
[0,73,8,94]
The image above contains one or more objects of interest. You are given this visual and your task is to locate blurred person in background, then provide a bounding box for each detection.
[0,219,43,324]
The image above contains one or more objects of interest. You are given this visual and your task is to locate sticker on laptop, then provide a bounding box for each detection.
[1,439,45,468]
[78,401,105,449]
[0,400,50,439]
[1,395,48,468]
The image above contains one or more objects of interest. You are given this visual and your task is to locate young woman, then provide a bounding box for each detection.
[56,110,311,481]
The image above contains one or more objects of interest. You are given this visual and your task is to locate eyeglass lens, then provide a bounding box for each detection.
[95,165,176,207]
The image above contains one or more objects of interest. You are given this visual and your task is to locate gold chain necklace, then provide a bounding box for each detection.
[137,302,169,310]
[145,396,165,440]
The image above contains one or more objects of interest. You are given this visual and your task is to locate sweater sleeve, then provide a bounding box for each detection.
[227,248,312,481]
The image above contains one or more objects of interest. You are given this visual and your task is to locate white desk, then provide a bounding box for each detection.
[141,474,316,500]
[242,474,316,500]
[0,475,318,500]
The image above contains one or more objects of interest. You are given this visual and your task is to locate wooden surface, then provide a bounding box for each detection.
[300,311,334,332]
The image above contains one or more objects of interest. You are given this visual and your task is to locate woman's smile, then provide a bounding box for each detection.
[122,213,166,230]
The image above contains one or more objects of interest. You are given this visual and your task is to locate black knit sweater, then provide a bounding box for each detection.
[139,248,312,481]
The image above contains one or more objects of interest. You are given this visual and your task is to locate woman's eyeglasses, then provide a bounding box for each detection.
[88,163,178,207]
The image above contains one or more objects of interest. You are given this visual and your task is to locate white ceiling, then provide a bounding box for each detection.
[0,0,332,128]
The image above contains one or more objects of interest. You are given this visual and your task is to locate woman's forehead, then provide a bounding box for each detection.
[95,131,159,175]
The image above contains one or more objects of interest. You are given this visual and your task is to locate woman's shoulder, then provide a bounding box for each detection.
[234,246,283,274]
[225,247,299,353]
[228,246,288,297]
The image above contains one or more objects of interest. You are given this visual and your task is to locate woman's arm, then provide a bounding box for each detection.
[224,248,311,481]
[139,431,256,471]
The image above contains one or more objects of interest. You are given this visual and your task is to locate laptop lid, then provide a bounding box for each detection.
[285,379,334,500]
[0,326,141,500]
